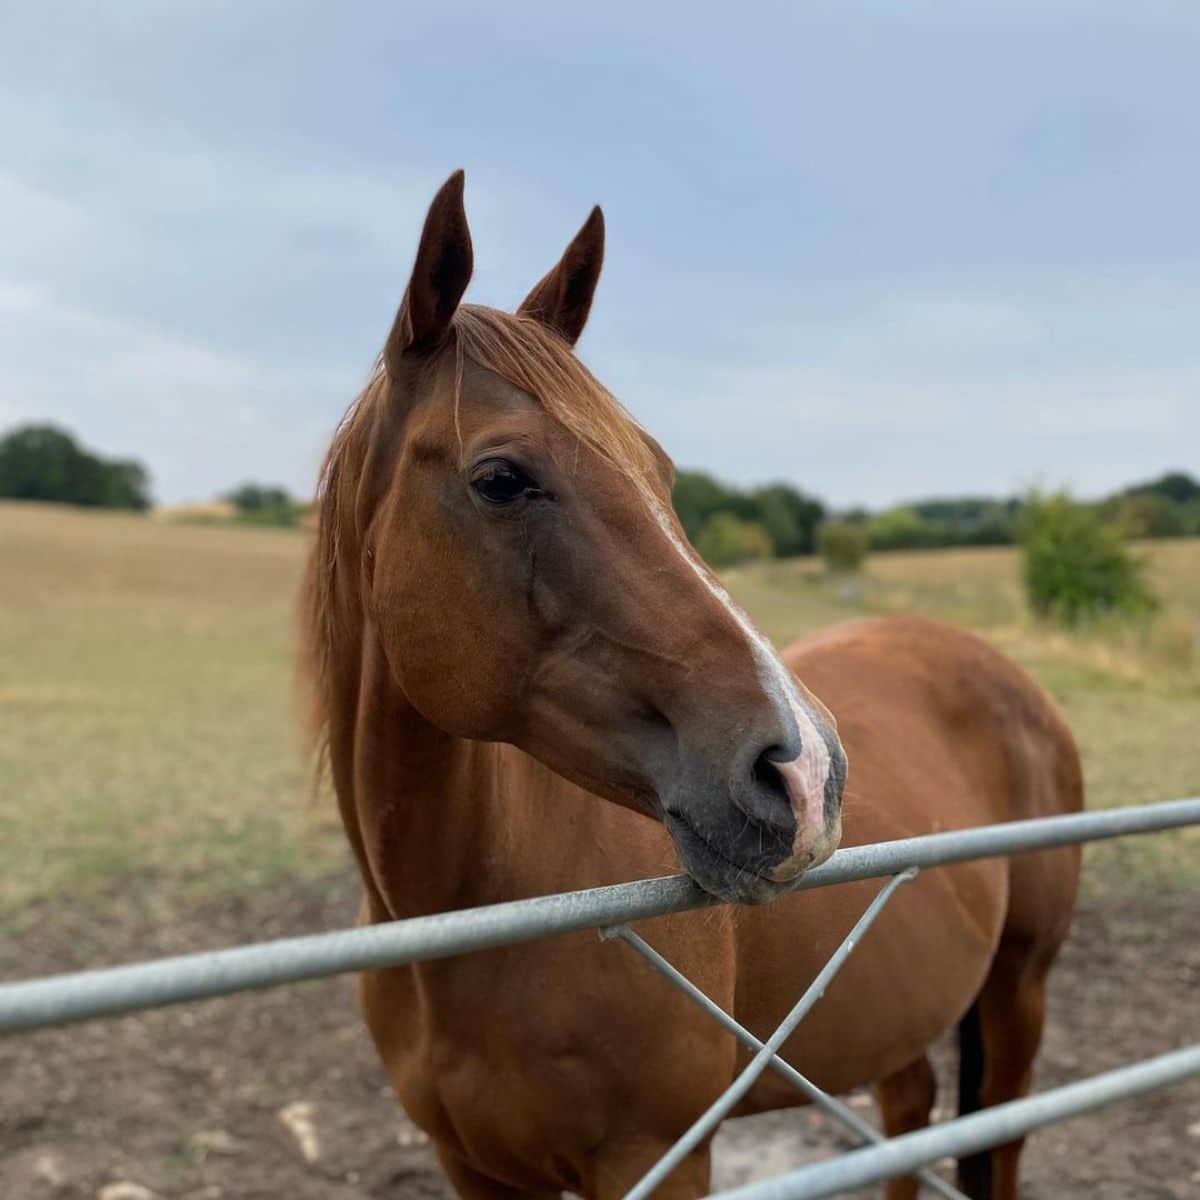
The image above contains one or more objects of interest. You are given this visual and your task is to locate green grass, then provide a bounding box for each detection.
[1,502,1197,920]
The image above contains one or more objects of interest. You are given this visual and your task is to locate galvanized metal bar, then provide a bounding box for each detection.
[0,873,705,1034]
[623,870,917,1200]
[2,796,1198,1034]
[608,926,966,1200]
[709,1042,1200,1200]
[790,795,1200,893]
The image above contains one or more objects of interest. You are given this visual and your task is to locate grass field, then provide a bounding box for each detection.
[2,500,1198,922]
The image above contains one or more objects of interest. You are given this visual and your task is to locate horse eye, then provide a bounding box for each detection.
[470,459,542,506]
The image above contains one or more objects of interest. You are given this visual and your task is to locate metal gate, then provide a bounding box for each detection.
[3,797,1199,1199]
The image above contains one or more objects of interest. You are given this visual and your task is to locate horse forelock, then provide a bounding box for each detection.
[450,305,657,481]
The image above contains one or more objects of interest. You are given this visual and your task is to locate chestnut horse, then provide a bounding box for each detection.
[303,172,1082,1200]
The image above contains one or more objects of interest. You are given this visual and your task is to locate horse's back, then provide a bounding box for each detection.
[785,615,1082,826]
[790,614,1083,945]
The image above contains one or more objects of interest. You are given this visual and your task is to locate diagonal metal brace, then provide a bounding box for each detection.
[613,869,956,1200]
[604,878,965,1199]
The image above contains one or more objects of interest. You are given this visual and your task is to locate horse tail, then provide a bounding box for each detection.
[956,999,991,1196]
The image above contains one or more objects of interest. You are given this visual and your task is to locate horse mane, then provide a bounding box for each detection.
[300,304,656,774]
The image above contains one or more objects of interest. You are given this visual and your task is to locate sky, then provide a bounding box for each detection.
[1,2,1197,508]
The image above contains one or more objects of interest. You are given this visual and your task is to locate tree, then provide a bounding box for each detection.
[672,471,824,558]
[225,482,300,526]
[1114,492,1186,539]
[0,424,151,510]
[865,506,940,551]
[750,483,825,557]
[909,495,1020,546]
[1122,471,1200,505]
[672,470,740,544]
[695,512,774,567]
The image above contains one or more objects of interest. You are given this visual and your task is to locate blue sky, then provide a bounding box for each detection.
[1,2,1197,506]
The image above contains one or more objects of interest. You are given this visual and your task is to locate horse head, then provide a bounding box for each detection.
[318,171,845,904]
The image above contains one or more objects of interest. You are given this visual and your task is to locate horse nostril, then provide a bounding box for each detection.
[756,738,800,766]
[751,746,795,811]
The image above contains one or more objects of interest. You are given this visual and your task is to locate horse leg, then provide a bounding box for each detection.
[874,1053,937,1200]
[956,941,1052,1200]
[435,1146,558,1200]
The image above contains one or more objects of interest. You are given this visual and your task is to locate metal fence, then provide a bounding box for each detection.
[3,795,1200,1199]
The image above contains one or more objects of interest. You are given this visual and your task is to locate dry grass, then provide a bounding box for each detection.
[2,502,1197,919]
[725,541,1200,804]
[0,502,335,918]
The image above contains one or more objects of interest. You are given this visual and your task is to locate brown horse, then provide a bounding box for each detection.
[303,171,1082,1200]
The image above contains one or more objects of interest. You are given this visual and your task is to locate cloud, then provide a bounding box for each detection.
[0,281,347,501]
[602,281,1199,505]
[0,3,1197,507]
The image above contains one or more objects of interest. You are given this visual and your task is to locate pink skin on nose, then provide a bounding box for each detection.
[766,753,841,882]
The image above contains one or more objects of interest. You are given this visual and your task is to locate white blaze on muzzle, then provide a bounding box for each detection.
[750,648,840,881]
[641,487,840,876]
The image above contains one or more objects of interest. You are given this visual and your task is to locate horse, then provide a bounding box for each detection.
[302,171,1082,1200]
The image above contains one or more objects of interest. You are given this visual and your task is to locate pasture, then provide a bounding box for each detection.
[2,500,1198,1198]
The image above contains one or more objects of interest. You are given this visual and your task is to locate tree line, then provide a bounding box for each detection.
[1,423,1196,565]
[673,468,1200,567]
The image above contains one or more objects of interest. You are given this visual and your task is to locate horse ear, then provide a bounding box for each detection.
[517,206,604,346]
[386,170,474,368]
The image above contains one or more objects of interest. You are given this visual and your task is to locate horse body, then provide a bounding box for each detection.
[306,173,1081,1200]
[340,616,1080,1199]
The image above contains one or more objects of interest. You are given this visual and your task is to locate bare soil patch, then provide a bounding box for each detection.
[3,875,1197,1199]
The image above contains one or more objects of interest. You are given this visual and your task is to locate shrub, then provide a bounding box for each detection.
[817,521,867,573]
[695,512,774,568]
[1020,491,1157,626]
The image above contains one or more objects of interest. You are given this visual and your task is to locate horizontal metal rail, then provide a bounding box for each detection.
[2,796,1198,1034]
[710,1041,1200,1200]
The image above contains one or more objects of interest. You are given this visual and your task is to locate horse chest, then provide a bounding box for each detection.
[362,951,643,1187]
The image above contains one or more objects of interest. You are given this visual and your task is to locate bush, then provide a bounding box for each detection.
[695,512,774,567]
[1020,491,1157,626]
[817,521,867,573]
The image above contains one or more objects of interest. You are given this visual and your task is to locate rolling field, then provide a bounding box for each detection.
[2,500,1198,1199]
[2,500,1197,921]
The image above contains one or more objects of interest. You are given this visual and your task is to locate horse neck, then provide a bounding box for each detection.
[328,617,525,921]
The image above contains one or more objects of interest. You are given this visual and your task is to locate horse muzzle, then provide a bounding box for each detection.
[660,728,846,905]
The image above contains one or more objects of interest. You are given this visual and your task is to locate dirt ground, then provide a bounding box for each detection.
[3,873,1198,1200]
